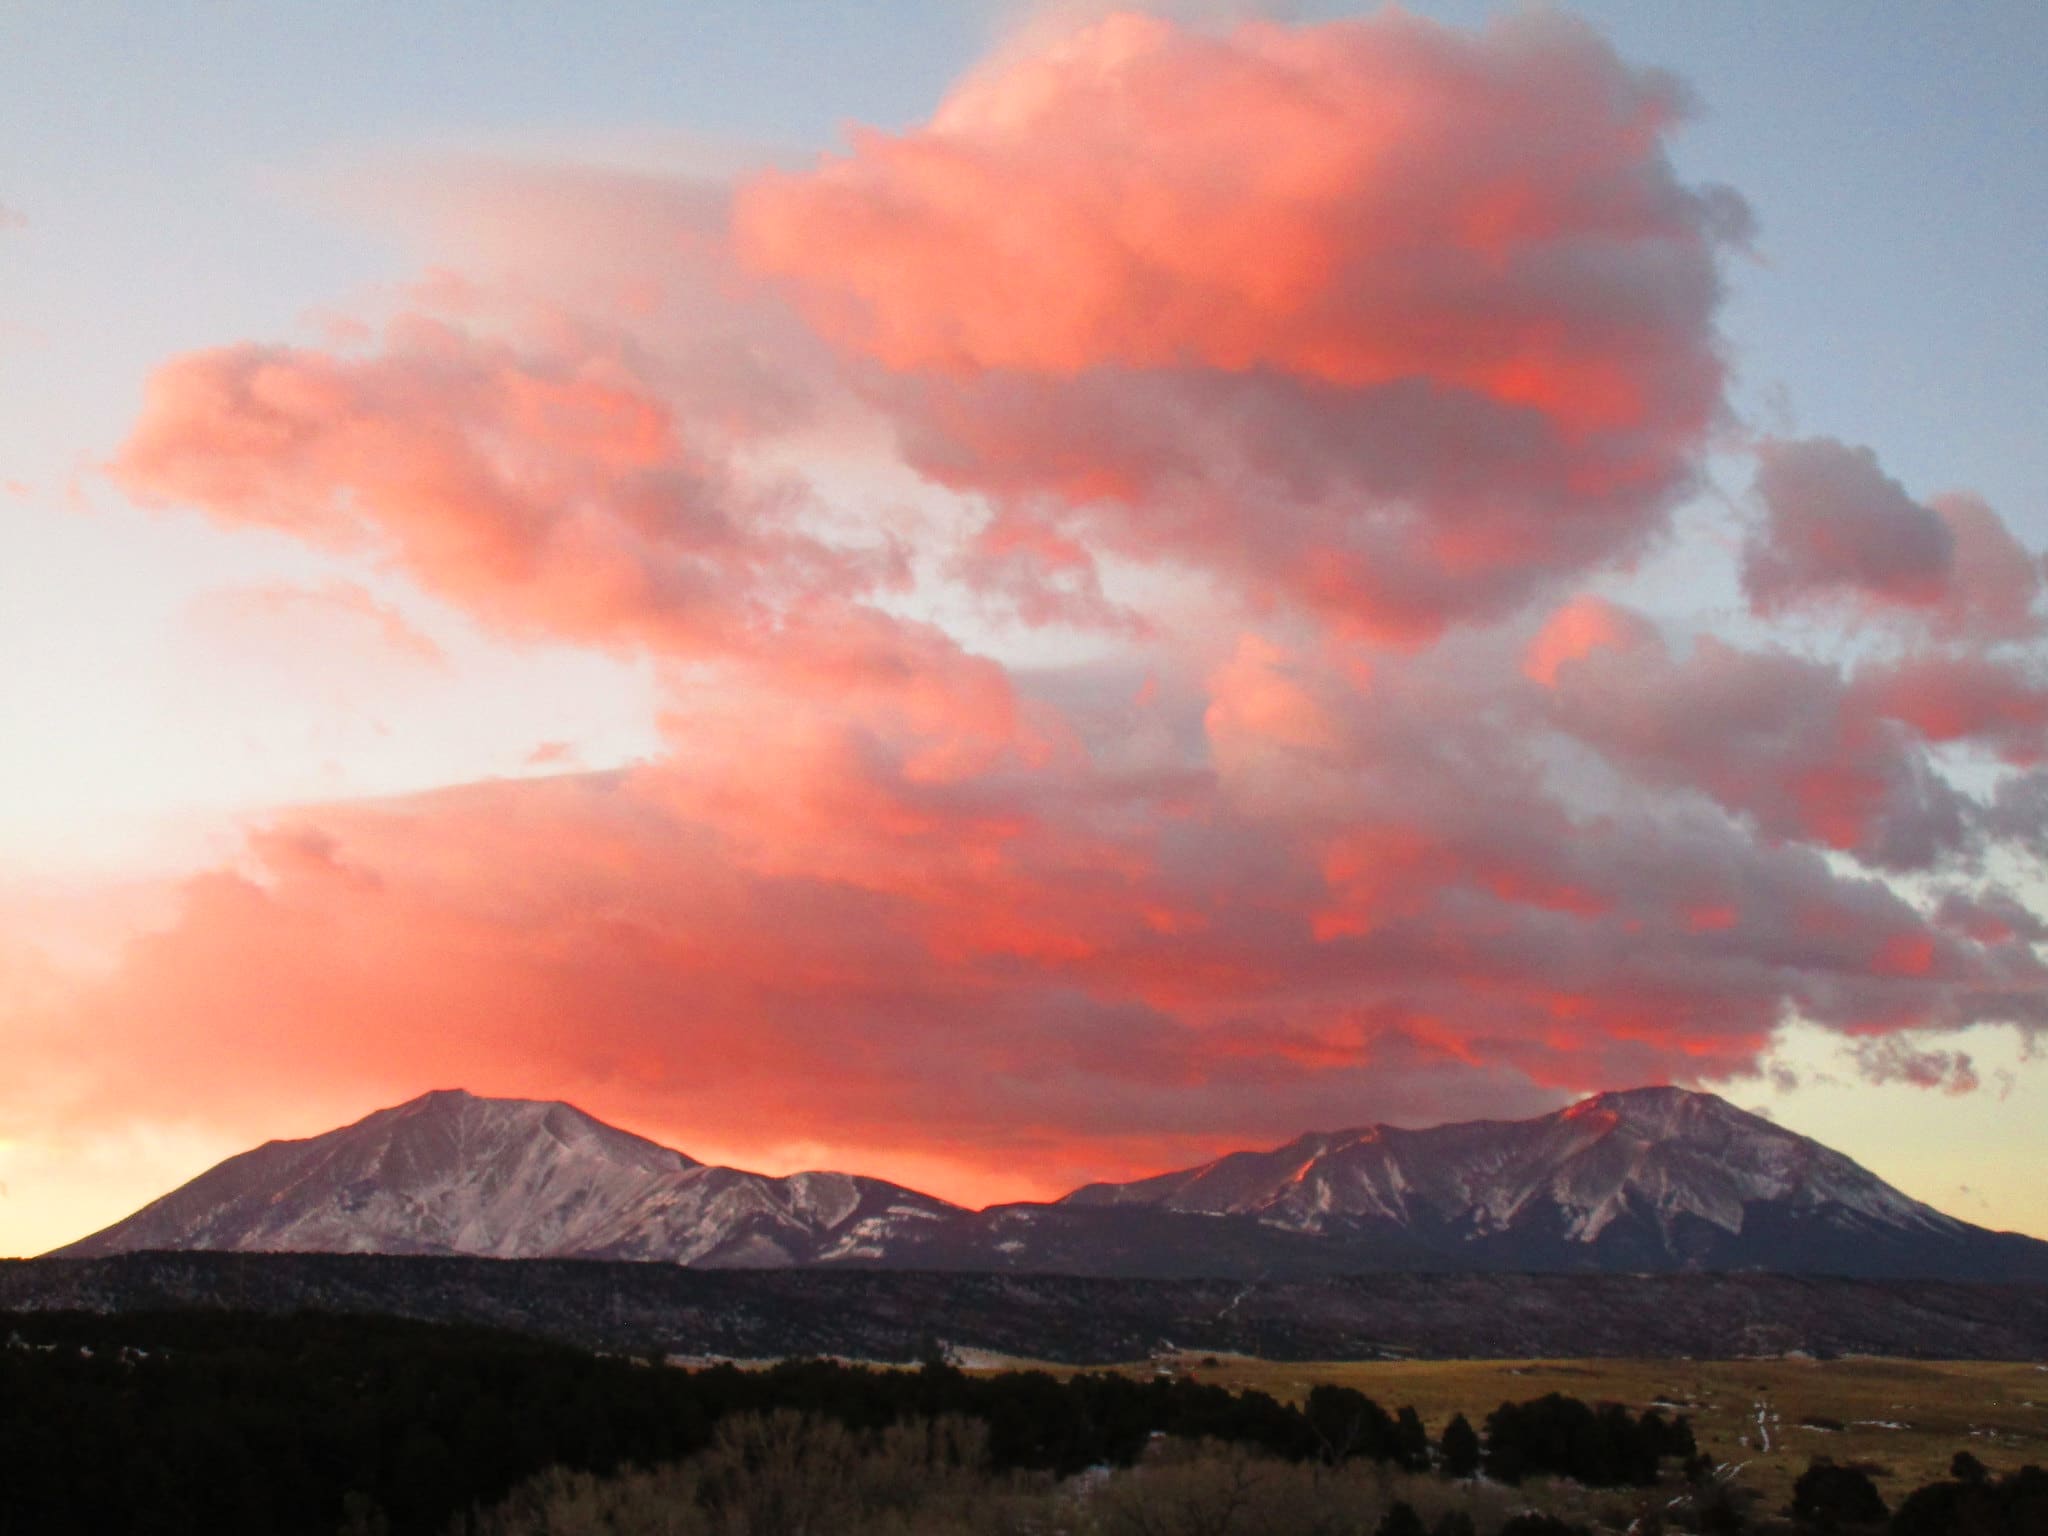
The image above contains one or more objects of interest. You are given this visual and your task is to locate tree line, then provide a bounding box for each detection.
[0,1309,1698,1535]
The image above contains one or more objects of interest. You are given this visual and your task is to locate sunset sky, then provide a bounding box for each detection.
[4,2,2047,1257]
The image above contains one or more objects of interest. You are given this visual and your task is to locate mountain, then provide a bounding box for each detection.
[53,1085,2048,1280]
[1051,1086,2048,1278]
[53,1089,959,1266]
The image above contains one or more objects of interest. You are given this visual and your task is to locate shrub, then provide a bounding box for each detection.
[1788,1457,1887,1531]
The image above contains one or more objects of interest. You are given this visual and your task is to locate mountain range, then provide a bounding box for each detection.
[53,1085,2048,1280]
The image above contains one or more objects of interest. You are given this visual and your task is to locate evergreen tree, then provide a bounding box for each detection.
[1303,1383,1398,1465]
[1396,1405,1431,1470]
[1441,1412,1481,1479]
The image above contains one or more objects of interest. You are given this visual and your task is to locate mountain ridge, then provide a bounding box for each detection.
[1062,1086,1955,1239]
[52,1084,2048,1280]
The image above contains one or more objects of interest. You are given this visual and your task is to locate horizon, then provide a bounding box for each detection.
[5,2,2047,1256]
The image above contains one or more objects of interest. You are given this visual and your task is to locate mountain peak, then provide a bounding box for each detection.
[391,1087,562,1116]
[1566,1084,1752,1130]
[1580,1083,1705,1107]
[374,1089,677,1153]
[391,1087,478,1116]
[55,1088,958,1263]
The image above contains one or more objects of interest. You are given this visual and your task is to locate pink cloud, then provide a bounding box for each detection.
[1931,490,2048,643]
[525,740,578,769]
[1855,653,2048,766]
[191,580,446,668]
[29,11,2045,1206]
[1523,595,1660,686]
[1745,437,2043,641]
[737,9,1742,642]
[1933,886,2048,947]
[114,308,904,660]
[20,635,2040,1203]
[1542,622,1980,870]
[743,11,1726,425]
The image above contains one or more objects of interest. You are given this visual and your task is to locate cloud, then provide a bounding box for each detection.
[1849,1037,1981,1096]
[1745,437,2043,641]
[1523,595,1660,686]
[1541,617,1983,871]
[525,740,578,769]
[15,623,2044,1208]
[1929,490,2048,643]
[21,8,2046,1214]
[114,310,905,659]
[1987,770,2048,860]
[1853,653,2048,767]
[737,8,1743,641]
[189,580,447,668]
[1746,438,1954,615]
[1933,886,2048,947]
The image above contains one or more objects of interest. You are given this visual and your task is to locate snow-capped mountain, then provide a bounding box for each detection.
[1054,1086,2037,1277]
[52,1085,2048,1279]
[53,1089,958,1266]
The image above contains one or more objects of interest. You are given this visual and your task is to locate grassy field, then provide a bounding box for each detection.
[1060,1354,2048,1513]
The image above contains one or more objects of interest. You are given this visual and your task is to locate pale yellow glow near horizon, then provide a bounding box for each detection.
[1748,1021,2048,1241]
[0,1123,249,1259]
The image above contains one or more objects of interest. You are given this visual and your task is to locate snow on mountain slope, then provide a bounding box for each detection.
[1060,1086,1961,1247]
[53,1089,958,1264]
[52,1085,2046,1279]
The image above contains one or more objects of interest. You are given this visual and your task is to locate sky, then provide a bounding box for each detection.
[2,1,2046,1256]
